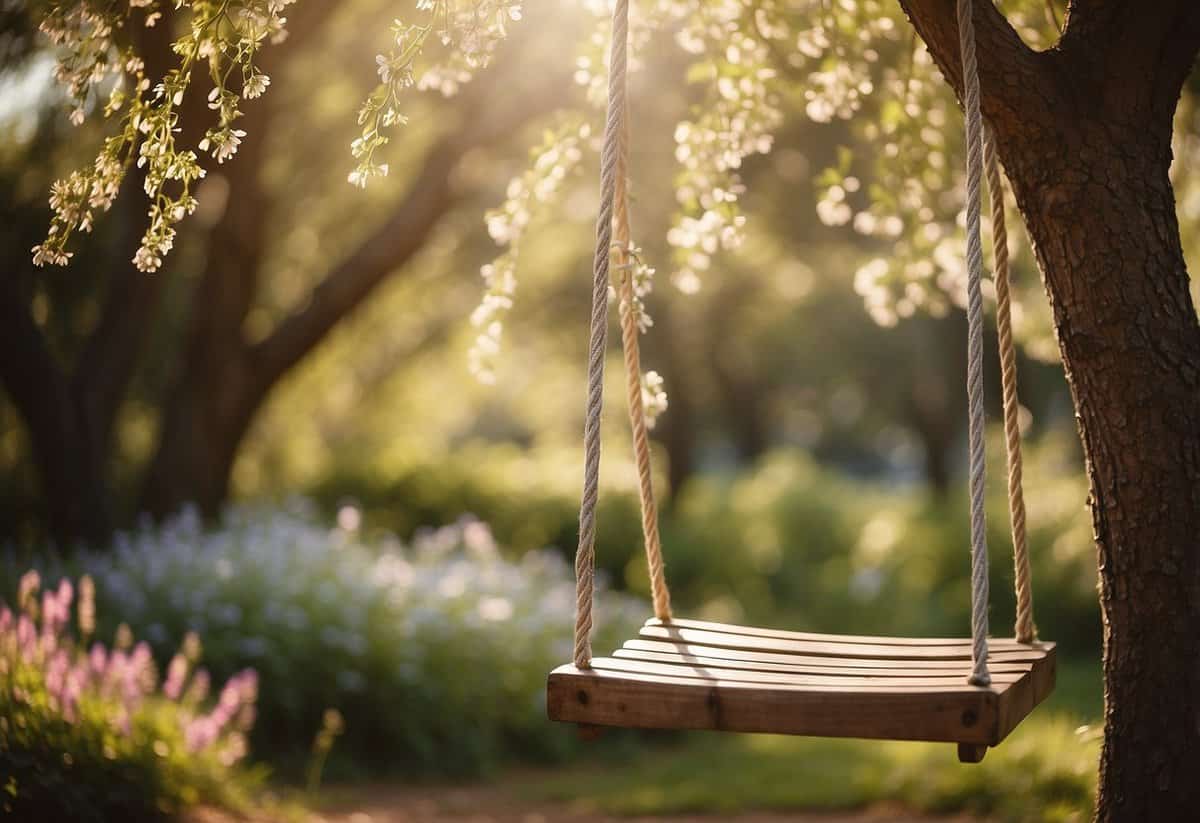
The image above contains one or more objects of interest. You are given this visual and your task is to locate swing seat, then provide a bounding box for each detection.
[548,618,1055,762]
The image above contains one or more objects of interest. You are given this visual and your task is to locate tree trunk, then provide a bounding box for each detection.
[1010,115,1200,821]
[894,1,1200,817]
[138,73,272,518]
[653,303,701,498]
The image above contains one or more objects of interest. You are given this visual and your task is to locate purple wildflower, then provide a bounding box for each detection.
[163,653,188,701]
[184,715,219,752]
[16,615,36,662]
[3,571,258,757]
[182,668,211,706]
[77,575,95,637]
[17,570,40,613]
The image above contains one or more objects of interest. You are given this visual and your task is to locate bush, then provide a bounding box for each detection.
[0,572,258,822]
[15,505,645,777]
[309,442,647,588]
[309,437,1099,653]
[662,439,1100,652]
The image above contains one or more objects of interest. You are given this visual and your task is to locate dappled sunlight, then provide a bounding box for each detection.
[5,0,1197,819]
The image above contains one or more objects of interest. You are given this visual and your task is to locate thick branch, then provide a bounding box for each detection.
[1058,1,1200,122]
[896,0,1052,132]
[70,2,340,447]
[249,92,564,389]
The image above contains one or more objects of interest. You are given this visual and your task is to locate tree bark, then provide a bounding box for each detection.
[1014,104,1200,823]
[896,1,1200,817]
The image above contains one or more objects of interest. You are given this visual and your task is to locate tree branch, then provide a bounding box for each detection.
[71,2,342,445]
[896,0,1051,130]
[1057,1,1200,122]
[248,88,567,389]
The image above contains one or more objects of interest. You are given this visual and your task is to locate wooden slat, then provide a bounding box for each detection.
[548,664,1006,744]
[612,647,1037,678]
[639,625,1042,661]
[649,618,1038,649]
[621,638,1048,669]
[590,656,1027,688]
[547,619,1057,749]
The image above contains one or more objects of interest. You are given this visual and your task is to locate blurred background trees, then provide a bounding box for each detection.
[2,0,1107,548]
[2,0,1196,700]
[4,2,1199,817]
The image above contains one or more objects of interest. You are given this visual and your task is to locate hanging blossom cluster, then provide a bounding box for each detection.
[803,0,1060,327]
[31,0,294,272]
[615,242,668,426]
[468,120,586,383]
[665,2,782,294]
[1,571,257,766]
[350,0,524,188]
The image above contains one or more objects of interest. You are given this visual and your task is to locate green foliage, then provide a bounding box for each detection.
[0,574,259,822]
[316,436,1099,654]
[32,1,296,272]
[665,439,1098,651]
[6,506,646,779]
[310,442,648,590]
[1,671,256,822]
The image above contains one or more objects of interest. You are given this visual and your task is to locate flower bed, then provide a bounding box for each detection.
[1,571,258,821]
[26,504,644,776]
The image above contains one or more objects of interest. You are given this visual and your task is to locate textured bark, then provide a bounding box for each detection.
[1029,110,1200,823]
[896,1,1200,818]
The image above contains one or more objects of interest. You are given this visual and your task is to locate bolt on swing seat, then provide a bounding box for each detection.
[549,0,1053,765]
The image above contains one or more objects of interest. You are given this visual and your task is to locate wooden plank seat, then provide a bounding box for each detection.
[547,618,1056,762]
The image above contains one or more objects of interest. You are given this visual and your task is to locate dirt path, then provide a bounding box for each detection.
[304,784,984,823]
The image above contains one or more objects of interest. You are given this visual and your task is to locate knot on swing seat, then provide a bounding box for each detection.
[547,618,1056,754]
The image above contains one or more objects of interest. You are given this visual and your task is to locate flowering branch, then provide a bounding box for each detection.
[32,0,295,272]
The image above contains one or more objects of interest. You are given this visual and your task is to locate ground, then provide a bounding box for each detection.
[229,783,986,823]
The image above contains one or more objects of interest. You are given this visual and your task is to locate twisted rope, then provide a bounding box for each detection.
[574,0,631,669]
[615,121,673,622]
[984,128,1035,644]
[957,0,991,687]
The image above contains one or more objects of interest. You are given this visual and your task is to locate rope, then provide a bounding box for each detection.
[615,119,673,622]
[574,0,631,669]
[984,128,1035,644]
[957,0,991,687]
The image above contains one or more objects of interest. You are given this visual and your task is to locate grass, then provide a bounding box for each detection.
[519,657,1102,822]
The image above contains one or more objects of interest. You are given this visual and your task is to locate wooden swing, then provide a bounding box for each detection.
[547,0,1055,764]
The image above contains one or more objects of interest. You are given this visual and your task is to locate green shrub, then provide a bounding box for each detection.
[1,572,259,822]
[309,437,1099,653]
[11,506,645,778]
[309,441,647,588]
[660,440,1099,652]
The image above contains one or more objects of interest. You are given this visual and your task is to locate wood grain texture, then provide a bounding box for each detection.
[638,624,1034,660]
[619,638,1050,668]
[648,617,1033,648]
[548,618,1056,747]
